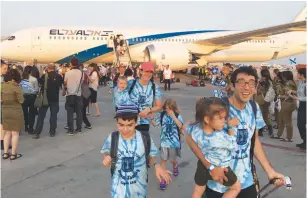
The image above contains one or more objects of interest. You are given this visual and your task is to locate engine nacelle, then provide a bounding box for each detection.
[144,43,191,71]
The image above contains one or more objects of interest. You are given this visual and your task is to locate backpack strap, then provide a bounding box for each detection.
[160,111,166,126]
[174,112,181,149]
[140,131,151,168]
[110,131,119,176]
[152,82,156,107]
[128,79,137,95]
[249,100,257,165]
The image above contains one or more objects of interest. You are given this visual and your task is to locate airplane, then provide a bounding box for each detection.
[0,7,306,72]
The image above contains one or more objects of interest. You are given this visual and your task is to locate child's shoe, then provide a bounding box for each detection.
[173,164,179,177]
[160,180,167,190]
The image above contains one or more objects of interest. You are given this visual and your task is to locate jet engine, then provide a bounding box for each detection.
[143,43,194,71]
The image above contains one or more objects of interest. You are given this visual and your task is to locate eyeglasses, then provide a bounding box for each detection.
[235,79,256,88]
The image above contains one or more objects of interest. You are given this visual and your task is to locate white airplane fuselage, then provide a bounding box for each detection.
[0,27,305,71]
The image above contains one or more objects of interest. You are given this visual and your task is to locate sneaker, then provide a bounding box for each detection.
[298,143,306,150]
[32,134,40,139]
[67,131,74,136]
[64,126,69,130]
[296,142,305,147]
[160,180,167,190]
[85,125,92,129]
[173,164,179,177]
[75,129,82,134]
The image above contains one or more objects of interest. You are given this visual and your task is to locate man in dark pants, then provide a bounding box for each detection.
[288,68,306,150]
[163,65,172,91]
[64,57,84,135]
[33,64,61,139]
[186,66,286,198]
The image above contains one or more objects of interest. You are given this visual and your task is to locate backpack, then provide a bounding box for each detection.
[160,111,181,149]
[221,97,260,194]
[110,131,151,176]
[128,79,156,107]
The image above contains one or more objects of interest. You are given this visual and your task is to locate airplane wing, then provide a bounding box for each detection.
[192,20,306,55]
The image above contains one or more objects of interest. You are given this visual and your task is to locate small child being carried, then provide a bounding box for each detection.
[186,97,241,198]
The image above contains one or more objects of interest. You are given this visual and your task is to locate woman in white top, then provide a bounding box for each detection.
[88,64,100,116]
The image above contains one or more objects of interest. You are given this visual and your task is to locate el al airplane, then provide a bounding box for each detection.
[0,7,306,71]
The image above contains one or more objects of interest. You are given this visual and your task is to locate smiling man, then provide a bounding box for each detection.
[186,66,286,198]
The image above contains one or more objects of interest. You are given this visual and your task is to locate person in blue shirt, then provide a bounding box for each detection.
[212,77,228,98]
[187,97,241,198]
[101,104,172,198]
[113,76,133,109]
[128,62,163,134]
[185,66,286,198]
[151,99,184,190]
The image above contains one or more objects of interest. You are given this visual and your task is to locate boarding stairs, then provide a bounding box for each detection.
[107,35,132,67]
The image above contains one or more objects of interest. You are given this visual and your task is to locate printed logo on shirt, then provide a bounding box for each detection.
[121,157,134,172]
[237,128,248,145]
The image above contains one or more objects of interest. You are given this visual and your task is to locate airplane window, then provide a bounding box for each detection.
[58,36,61,40]
[67,37,70,40]
[273,40,275,43]
[84,37,87,40]
[93,37,95,40]
[72,37,74,40]
[97,37,99,40]
[50,36,52,39]
[80,37,82,40]
[38,36,40,40]
[63,37,65,40]
[76,37,78,40]
[172,39,174,42]
[140,38,143,41]
[54,36,56,39]
[8,36,15,40]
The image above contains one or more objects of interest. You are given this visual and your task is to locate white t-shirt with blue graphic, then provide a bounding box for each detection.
[129,80,163,125]
[154,112,184,148]
[113,87,133,107]
[101,130,159,198]
[187,123,236,168]
[206,101,265,193]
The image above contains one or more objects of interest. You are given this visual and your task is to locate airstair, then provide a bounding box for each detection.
[107,34,132,67]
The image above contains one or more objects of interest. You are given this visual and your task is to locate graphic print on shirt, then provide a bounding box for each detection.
[154,112,183,148]
[206,102,265,193]
[100,131,159,198]
[129,80,163,125]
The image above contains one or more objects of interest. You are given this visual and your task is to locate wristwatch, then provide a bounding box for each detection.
[208,164,215,172]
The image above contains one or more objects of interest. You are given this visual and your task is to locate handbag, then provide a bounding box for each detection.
[66,71,83,106]
[34,72,49,108]
[81,83,91,99]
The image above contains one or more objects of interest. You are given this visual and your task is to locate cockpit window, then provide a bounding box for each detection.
[8,36,15,41]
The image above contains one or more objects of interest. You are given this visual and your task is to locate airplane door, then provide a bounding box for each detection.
[31,29,41,46]
[31,28,42,61]
[107,34,115,48]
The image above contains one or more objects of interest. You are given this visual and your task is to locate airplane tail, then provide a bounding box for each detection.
[293,6,306,22]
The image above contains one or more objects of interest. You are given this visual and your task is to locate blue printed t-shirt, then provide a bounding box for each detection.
[154,112,184,148]
[129,80,163,125]
[212,68,219,75]
[113,87,133,107]
[101,130,159,198]
[187,124,236,168]
[206,101,265,193]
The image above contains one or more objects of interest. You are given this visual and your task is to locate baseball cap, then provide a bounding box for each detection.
[140,62,154,72]
[114,104,139,118]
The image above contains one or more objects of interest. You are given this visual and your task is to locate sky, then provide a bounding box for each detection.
[1,1,306,64]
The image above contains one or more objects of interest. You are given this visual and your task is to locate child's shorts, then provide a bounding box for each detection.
[160,147,181,161]
[194,160,237,187]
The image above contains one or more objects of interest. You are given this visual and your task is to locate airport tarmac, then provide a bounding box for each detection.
[1,82,306,198]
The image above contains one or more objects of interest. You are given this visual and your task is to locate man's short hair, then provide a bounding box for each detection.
[47,63,56,70]
[1,59,7,65]
[70,57,79,67]
[230,66,258,86]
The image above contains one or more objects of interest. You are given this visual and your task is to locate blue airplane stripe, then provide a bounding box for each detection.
[55,29,228,64]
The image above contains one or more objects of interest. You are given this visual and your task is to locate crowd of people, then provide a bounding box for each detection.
[1,58,305,198]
